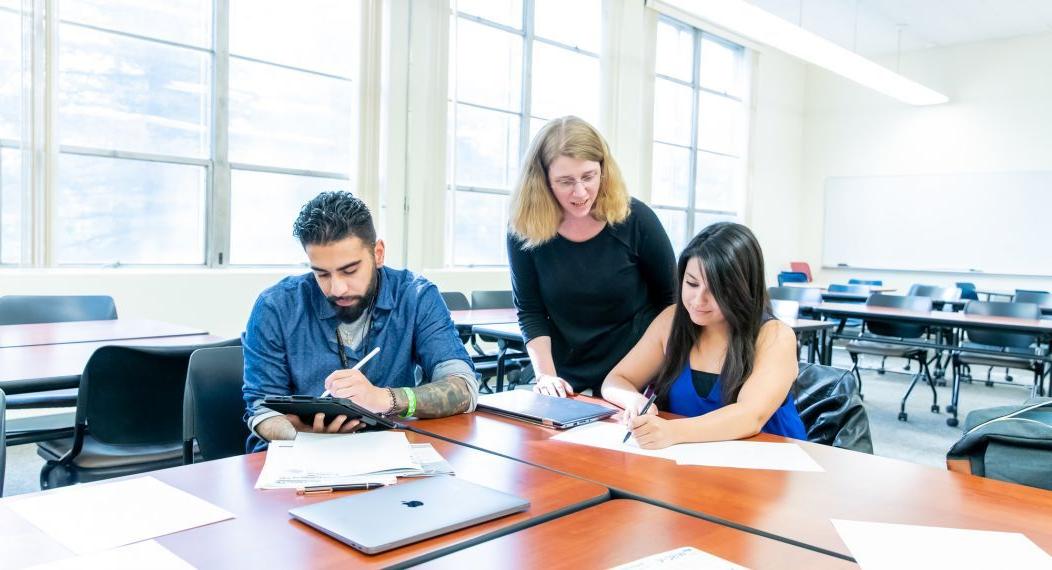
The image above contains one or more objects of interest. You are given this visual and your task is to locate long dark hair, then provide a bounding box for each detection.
[652,222,772,406]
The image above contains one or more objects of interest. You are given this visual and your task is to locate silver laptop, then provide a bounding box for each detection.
[288,476,529,554]
[477,390,617,429]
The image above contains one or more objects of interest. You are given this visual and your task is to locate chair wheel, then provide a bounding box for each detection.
[985,381,994,387]
[877,369,885,375]
[898,412,908,421]
[946,405,956,414]
[947,417,959,427]
[1006,375,1014,382]
[931,405,940,413]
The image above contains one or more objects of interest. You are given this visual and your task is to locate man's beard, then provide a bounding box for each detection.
[328,269,379,324]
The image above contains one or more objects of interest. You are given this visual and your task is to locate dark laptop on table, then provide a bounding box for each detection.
[288,476,529,554]
[477,389,616,429]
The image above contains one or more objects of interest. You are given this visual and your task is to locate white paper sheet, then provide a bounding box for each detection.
[832,519,1052,570]
[551,421,824,472]
[26,540,194,570]
[610,546,749,569]
[254,441,398,489]
[672,441,824,472]
[6,477,233,555]
[291,431,421,476]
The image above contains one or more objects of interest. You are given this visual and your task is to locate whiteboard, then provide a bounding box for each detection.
[822,172,1052,277]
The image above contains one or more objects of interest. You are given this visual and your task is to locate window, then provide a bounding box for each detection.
[4,0,358,266]
[447,0,601,266]
[651,18,748,253]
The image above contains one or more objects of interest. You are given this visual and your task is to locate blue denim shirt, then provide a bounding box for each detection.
[241,266,473,438]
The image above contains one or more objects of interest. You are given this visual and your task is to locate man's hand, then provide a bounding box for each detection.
[325,369,392,413]
[256,413,360,441]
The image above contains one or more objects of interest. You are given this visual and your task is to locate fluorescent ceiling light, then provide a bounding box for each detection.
[659,0,949,106]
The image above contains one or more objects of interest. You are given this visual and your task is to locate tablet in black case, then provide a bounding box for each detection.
[262,395,399,429]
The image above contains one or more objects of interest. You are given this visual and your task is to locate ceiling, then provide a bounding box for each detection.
[746,0,1052,56]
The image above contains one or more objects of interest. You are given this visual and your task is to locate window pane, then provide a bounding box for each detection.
[529,116,547,144]
[654,207,686,255]
[456,0,522,29]
[230,0,356,78]
[455,18,522,112]
[454,104,520,190]
[229,57,353,173]
[56,154,205,264]
[452,190,508,266]
[694,211,736,234]
[229,170,345,265]
[530,43,599,124]
[695,151,739,211]
[697,91,742,156]
[62,0,211,48]
[0,9,21,140]
[655,19,692,82]
[699,35,744,97]
[653,78,691,146]
[59,25,211,157]
[1,147,21,264]
[651,143,689,208]
[534,0,600,53]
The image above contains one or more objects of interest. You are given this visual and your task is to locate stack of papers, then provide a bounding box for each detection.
[551,421,824,472]
[255,431,455,489]
[5,477,233,556]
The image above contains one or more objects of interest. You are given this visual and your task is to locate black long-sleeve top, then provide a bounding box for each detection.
[507,198,677,392]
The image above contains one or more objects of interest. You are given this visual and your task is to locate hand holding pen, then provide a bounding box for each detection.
[622,390,659,444]
[321,346,380,398]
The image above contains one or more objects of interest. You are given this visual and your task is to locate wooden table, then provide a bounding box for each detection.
[0,430,609,569]
[0,334,223,394]
[410,409,1052,560]
[0,319,207,349]
[418,500,856,569]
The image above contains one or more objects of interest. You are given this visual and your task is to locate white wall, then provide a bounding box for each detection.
[799,31,1052,292]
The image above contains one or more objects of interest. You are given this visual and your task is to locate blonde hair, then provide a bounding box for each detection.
[508,116,630,248]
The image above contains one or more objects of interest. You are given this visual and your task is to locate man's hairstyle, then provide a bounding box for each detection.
[293,191,377,247]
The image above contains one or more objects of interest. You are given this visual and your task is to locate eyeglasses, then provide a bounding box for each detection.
[550,171,600,192]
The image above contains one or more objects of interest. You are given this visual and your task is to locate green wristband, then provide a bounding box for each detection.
[401,387,417,418]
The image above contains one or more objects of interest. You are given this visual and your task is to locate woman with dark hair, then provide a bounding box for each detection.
[600,222,805,449]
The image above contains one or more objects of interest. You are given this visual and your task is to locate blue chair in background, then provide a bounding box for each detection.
[828,283,871,295]
[777,271,809,286]
[956,282,979,301]
[848,279,883,286]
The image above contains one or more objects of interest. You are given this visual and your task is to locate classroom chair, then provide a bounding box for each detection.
[1,389,6,497]
[788,261,812,282]
[794,363,872,453]
[955,282,979,301]
[470,290,514,310]
[37,339,241,489]
[848,279,883,286]
[468,290,529,392]
[907,284,961,302]
[182,346,249,464]
[777,272,809,286]
[845,294,936,418]
[440,291,471,311]
[1014,290,1052,309]
[827,283,871,295]
[768,286,823,306]
[949,301,1046,427]
[946,398,1052,491]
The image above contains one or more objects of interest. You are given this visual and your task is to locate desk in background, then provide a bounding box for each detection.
[0,319,207,349]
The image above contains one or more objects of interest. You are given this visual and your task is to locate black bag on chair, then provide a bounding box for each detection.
[947,398,1052,491]
[794,362,874,453]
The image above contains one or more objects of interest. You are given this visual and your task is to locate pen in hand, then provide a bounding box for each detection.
[321,346,381,398]
[622,391,658,444]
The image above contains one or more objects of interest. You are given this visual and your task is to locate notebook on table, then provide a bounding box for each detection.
[288,476,529,555]
[477,389,617,429]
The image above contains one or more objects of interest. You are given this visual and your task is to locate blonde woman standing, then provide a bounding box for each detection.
[508,116,676,397]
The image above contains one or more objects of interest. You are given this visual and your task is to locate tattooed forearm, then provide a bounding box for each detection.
[409,375,475,418]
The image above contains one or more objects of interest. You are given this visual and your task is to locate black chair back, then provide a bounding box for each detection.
[1,389,6,496]
[794,363,872,453]
[78,339,241,446]
[865,294,932,338]
[1014,290,1052,310]
[471,290,514,310]
[440,291,470,311]
[768,286,822,305]
[963,301,1040,349]
[827,283,870,294]
[183,346,248,463]
[0,295,118,325]
[907,284,961,301]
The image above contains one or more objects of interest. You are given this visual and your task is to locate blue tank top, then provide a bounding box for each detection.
[664,364,807,440]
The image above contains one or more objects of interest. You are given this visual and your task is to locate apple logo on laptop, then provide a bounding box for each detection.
[402,500,424,508]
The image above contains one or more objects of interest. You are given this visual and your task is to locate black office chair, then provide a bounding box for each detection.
[768,286,823,306]
[470,290,514,310]
[440,291,471,311]
[794,363,873,453]
[182,346,249,464]
[0,295,118,325]
[466,290,528,391]
[845,294,936,420]
[827,283,871,295]
[949,301,1046,427]
[37,339,241,489]
[907,284,961,302]
[1014,290,1052,311]
[1,388,6,497]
